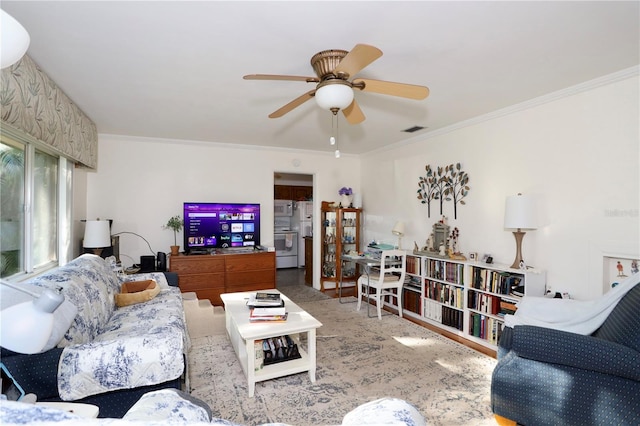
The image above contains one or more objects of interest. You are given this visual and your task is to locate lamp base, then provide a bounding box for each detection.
[510,230,526,269]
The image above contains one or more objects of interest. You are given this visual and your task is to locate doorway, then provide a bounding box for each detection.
[273,172,314,286]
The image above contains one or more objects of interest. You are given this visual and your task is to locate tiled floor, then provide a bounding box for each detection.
[275,267,306,286]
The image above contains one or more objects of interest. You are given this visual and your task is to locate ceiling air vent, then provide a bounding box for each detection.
[402,125,426,133]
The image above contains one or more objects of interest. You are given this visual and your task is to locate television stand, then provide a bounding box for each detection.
[169,251,276,305]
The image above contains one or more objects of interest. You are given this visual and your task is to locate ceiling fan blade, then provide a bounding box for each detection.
[268,90,316,118]
[343,99,365,125]
[244,74,319,83]
[353,78,430,100]
[333,44,383,78]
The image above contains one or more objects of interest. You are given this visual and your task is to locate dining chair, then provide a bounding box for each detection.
[356,250,407,319]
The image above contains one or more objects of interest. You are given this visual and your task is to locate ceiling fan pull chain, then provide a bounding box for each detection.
[334,113,341,158]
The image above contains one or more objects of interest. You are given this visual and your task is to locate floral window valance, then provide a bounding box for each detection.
[1,55,97,169]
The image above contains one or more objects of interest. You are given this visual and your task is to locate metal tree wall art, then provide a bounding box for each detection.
[433,166,449,216]
[443,163,470,219]
[417,165,437,217]
[417,162,470,219]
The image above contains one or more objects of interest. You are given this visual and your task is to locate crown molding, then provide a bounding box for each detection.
[97,133,357,158]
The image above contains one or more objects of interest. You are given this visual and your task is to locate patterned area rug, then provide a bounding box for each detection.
[188,296,497,426]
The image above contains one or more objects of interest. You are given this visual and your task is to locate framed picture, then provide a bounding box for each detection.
[469,252,478,261]
[603,255,639,293]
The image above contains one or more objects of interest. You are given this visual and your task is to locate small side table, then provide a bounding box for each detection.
[36,402,99,418]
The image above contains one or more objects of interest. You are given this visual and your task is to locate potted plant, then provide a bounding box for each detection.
[163,215,183,255]
[338,187,353,208]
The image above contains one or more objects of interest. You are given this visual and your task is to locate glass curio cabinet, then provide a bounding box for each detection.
[320,202,361,291]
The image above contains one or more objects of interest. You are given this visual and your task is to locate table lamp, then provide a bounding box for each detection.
[504,193,537,269]
[83,220,111,256]
[0,280,64,354]
[392,221,405,250]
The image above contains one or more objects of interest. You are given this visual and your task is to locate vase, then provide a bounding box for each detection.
[340,194,352,208]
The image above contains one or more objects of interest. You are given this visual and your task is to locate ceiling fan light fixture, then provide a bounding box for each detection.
[315,83,354,111]
[0,10,30,69]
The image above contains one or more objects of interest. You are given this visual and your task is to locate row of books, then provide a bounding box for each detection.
[467,290,503,315]
[469,312,504,345]
[426,259,465,285]
[422,299,463,331]
[470,267,523,295]
[442,306,464,331]
[424,280,464,309]
[405,255,422,275]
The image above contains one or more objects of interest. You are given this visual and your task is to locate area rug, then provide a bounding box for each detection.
[188,296,497,425]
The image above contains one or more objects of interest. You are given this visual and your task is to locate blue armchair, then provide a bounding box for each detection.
[491,279,640,425]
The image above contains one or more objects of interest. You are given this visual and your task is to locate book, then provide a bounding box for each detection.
[247,293,285,308]
[249,309,288,322]
[255,292,281,303]
[251,306,286,316]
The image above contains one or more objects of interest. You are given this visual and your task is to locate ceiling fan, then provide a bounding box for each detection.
[243,44,430,125]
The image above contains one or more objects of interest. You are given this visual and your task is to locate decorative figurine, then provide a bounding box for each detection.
[426,234,434,251]
[450,227,460,253]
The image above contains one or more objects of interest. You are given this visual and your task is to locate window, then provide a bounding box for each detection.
[1,132,72,279]
[0,140,24,277]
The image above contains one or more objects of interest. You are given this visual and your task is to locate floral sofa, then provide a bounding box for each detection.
[0,254,187,418]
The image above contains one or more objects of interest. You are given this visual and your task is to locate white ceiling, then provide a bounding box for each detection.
[2,1,639,155]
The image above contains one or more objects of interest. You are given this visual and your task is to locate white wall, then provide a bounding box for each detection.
[85,136,360,289]
[361,74,639,299]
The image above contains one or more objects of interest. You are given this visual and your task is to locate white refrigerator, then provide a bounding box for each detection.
[292,201,313,267]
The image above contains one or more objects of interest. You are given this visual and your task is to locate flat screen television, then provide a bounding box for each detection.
[183,202,260,253]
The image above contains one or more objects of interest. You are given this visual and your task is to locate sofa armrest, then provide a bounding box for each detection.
[512,325,640,381]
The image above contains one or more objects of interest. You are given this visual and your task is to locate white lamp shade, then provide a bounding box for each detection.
[1,10,30,69]
[392,221,405,236]
[0,300,55,353]
[504,194,538,230]
[83,220,111,248]
[315,83,354,110]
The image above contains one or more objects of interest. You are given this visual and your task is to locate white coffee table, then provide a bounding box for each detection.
[220,291,322,397]
[36,402,99,418]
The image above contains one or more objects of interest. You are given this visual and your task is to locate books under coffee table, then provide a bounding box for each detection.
[220,290,323,397]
